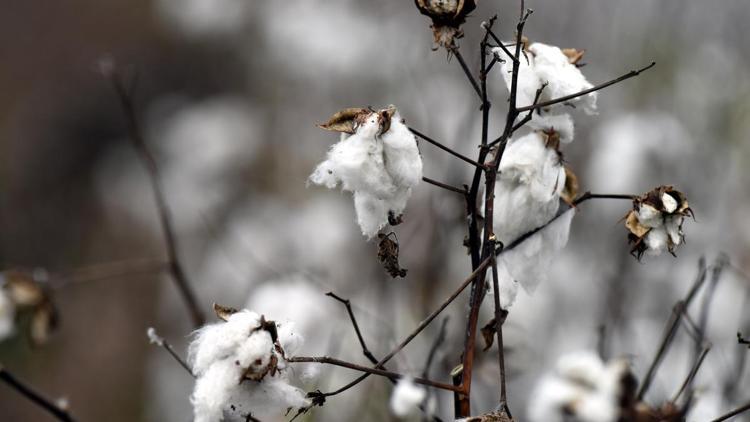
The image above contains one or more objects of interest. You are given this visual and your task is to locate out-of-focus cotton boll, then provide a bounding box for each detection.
[155,0,249,38]
[0,286,15,341]
[390,377,426,418]
[188,310,309,422]
[310,108,422,238]
[528,351,631,422]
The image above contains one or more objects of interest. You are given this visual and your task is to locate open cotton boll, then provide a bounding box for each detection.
[644,228,668,255]
[381,112,423,189]
[495,46,542,109]
[529,43,597,115]
[354,191,390,238]
[390,377,426,418]
[0,288,15,341]
[188,309,309,422]
[528,351,631,422]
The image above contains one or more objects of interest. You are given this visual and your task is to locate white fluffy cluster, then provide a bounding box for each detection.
[494,42,597,143]
[188,310,309,422]
[528,351,630,422]
[389,377,427,418]
[0,281,15,341]
[491,132,573,307]
[309,109,423,238]
[634,193,685,255]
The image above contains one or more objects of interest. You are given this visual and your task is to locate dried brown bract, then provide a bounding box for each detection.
[561,165,579,206]
[213,302,240,321]
[1,270,58,345]
[377,232,408,278]
[624,185,692,259]
[562,48,585,65]
[316,108,370,134]
[414,0,478,49]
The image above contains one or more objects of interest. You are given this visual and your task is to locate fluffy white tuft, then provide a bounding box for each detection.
[146,327,163,346]
[187,310,309,422]
[528,351,629,422]
[309,108,422,238]
[390,377,426,418]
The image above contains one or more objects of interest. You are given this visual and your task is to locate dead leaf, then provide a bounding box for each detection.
[213,303,239,322]
[480,318,497,351]
[377,232,408,278]
[316,108,370,134]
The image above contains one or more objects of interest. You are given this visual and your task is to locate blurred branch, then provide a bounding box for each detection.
[50,258,168,289]
[490,253,510,413]
[422,176,468,196]
[449,47,482,100]
[710,400,750,422]
[146,327,195,377]
[103,62,205,328]
[516,61,656,112]
[0,365,77,422]
[423,316,449,380]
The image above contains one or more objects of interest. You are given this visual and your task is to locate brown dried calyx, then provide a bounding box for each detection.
[316,106,397,136]
[562,48,586,65]
[414,0,478,49]
[1,270,58,345]
[377,232,408,278]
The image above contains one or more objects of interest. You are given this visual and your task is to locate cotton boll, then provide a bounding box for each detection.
[636,204,663,228]
[381,112,423,189]
[354,191,390,238]
[188,310,262,376]
[191,359,242,422]
[529,43,597,115]
[556,350,606,386]
[644,228,668,255]
[665,216,684,246]
[390,377,426,418]
[495,46,542,109]
[661,192,678,213]
[227,377,309,420]
[234,329,274,376]
[0,288,15,341]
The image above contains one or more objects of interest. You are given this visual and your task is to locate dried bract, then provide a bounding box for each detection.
[377,233,408,278]
[624,185,692,259]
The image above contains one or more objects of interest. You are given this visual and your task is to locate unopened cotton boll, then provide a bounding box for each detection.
[390,377,426,418]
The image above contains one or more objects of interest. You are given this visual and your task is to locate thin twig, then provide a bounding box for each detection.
[287,356,461,392]
[325,292,378,364]
[147,327,195,377]
[311,257,492,398]
[516,62,656,112]
[710,400,750,422]
[672,345,711,403]
[490,254,510,411]
[410,127,487,169]
[422,177,468,196]
[105,64,205,327]
[423,317,449,380]
[0,365,76,422]
[50,258,169,290]
[450,47,482,100]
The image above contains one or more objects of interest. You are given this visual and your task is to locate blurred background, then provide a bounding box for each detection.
[1,0,749,420]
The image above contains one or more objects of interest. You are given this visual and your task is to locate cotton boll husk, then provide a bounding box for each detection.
[0,288,15,341]
[528,113,576,144]
[499,208,575,294]
[645,228,668,255]
[353,190,389,238]
[529,43,597,115]
[390,377,426,418]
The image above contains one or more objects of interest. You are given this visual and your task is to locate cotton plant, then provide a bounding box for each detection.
[187,305,309,422]
[309,106,423,239]
[624,185,692,259]
[527,351,635,422]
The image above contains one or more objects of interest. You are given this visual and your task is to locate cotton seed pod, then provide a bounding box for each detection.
[414,0,478,49]
[624,186,692,259]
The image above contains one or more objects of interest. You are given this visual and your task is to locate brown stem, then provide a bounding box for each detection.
[325,292,378,365]
[0,366,77,422]
[516,62,656,112]
[288,356,461,393]
[490,255,510,411]
[422,176,468,196]
[313,257,492,398]
[107,68,205,328]
[450,47,482,100]
[410,127,487,170]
